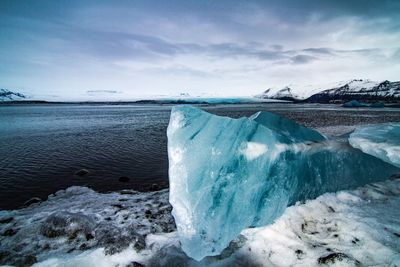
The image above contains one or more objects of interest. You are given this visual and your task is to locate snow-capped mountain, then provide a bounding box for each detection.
[256,79,400,102]
[255,86,302,101]
[0,89,26,101]
[307,79,400,103]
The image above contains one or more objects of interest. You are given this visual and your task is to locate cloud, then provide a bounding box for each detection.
[302,48,333,55]
[86,90,121,94]
[0,0,399,99]
[290,55,318,64]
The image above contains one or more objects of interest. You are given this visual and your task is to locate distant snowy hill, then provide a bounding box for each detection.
[0,89,26,101]
[307,79,400,103]
[256,79,400,103]
[255,87,302,101]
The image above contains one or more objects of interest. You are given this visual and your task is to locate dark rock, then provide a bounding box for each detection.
[0,217,13,224]
[40,211,95,238]
[146,244,189,267]
[214,235,247,260]
[127,262,145,267]
[112,204,124,209]
[75,169,89,176]
[295,249,304,259]
[24,197,42,206]
[119,176,130,183]
[0,250,11,262]
[86,233,94,240]
[150,183,159,190]
[68,231,78,241]
[96,224,146,255]
[22,255,37,266]
[3,228,18,236]
[318,252,360,265]
[295,249,303,255]
[133,234,146,251]
[96,226,127,255]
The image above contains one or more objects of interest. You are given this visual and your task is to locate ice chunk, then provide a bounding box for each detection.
[167,105,399,261]
[251,111,326,142]
[342,100,368,107]
[349,123,400,168]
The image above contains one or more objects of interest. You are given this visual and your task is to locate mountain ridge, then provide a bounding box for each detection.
[256,79,400,103]
[0,89,26,101]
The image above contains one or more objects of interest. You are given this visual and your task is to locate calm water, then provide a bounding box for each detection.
[1,103,400,209]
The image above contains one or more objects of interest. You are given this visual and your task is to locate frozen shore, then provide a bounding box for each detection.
[1,177,399,266]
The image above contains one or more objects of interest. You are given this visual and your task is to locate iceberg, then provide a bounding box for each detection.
[167,105,399,261]
[349,123,400,167]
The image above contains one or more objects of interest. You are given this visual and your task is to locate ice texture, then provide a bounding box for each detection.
[167,105,400,261]
[349,123,400,168]
[0,186,175,266]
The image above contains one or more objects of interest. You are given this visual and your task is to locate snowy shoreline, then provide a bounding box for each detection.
[1,176,400,266]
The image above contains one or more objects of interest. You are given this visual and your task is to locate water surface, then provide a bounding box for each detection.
[1,103,400,209]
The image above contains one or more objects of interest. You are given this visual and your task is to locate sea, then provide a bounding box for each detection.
[1,103,400,210]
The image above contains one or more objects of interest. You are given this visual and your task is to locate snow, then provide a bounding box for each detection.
[255,87,304,100]
[166,105,399,260]
[25,177,400,267]
[0,89,26,101]
[239,142,268,161]
[0,186,175,266]
[255,79,400,100]
[336,79,380,92]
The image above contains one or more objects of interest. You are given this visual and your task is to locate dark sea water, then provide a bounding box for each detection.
[1,103,400,209]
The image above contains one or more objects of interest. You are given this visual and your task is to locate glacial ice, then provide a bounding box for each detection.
[167,105,400,261]
[349,123,400,168]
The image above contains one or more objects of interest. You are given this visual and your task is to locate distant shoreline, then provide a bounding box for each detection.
[0,99,289,105]
[1,99,400,108]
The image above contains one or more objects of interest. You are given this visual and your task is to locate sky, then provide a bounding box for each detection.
[1,0,400,101]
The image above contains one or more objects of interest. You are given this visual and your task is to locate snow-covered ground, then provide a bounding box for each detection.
[0,187,175,266]
[1,177,399,266]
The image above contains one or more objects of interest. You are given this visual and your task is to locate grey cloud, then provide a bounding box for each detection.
[1,13,388,68]
[302,48,333,55]
[270,45,284,51]
[2,16,323,65]
[290,55,318,64]
[57,27,182,61]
